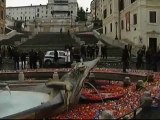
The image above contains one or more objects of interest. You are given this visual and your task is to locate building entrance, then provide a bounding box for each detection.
[149,38,157,52]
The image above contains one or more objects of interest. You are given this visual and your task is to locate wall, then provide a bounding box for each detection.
[102,0,160,49]
[0,0,6,34]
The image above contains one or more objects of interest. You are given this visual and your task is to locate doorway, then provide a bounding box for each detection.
[149,38,157,52]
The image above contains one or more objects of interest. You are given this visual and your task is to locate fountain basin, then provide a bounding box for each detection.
[0,91,50,118]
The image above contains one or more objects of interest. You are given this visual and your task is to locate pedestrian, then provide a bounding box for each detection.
[122,45,129,73]
[33,51,38,69]
[21,51,27,69]
[13,49,20,70]
[29,49,34,69]
[65,49,71,68]
[136,48,144,69]
[0,53,2,70]
[145,48,152,70]
[38,49,44,68]
[54,50,58,63]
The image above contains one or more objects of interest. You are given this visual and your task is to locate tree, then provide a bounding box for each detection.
[77,7,86,21]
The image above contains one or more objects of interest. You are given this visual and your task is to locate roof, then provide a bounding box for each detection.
[7,4,47,9]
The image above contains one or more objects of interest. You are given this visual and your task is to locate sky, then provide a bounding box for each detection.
[6,0,92,10]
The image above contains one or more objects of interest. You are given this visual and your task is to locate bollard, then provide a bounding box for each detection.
[98,110,115,119]
[136,80,144,90]
[18,72,25,82]
[123,77,131,87]
[52,72,59,80]
[89,72,95,81]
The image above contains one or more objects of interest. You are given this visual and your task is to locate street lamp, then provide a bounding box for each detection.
[95,0,97,21]
[115,22,118,40]
[97,40,103,57]
[70,11,73,27]
[85,8,88,26]
[24,16,27,28]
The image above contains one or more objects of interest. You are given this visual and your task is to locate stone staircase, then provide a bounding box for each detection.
[19,32,79,51]
[0,31,32,46]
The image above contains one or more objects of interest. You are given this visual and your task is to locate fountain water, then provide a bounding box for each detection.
[0,82,51,119]
[0,91,50,118]
[84,82,104,104]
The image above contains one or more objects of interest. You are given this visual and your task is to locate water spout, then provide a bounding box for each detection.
[84,82,104,104]
[0,83,11,95]
[5,85,11,95]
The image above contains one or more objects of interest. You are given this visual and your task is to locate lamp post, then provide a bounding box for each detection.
[97,40,103,57]
[95,0,97,21]
[115,22,118,40]
[24,16,27,28]
[70,11,73,27]
[85,8,88,26]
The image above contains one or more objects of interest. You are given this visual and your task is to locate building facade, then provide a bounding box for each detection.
[103,0,160,51]
[0,0,6,34]
[6,0,77,21]
[90,0,103,21]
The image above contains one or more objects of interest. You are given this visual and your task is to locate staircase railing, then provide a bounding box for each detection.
[0,30,17,41]
[93,29,126,48]
[93,28,140,56]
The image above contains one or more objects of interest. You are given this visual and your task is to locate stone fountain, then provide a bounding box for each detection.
[0,41,106,119]
[45,40,103,109]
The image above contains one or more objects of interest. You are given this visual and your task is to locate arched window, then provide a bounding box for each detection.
[1,10,4,19]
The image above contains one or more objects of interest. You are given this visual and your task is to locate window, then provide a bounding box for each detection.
[110,23,112,32]
[110,4,112,14]
[150,11,156,23]
[105,26,107,34]
[133,14,137,25]
[103,9,107,19]
[37,13,39,17]
[37,8,39,12]
[131,0,136,3]
[119,0,124,11]
[1,10,3,19]
[59,52,65,56]
[49,52,54,55]
[121,20,124,29]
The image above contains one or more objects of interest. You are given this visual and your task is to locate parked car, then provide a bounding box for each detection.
[44,50,66,66]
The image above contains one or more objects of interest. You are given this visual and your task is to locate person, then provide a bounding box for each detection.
[121,45,129,73]
[29,49,34,69]
[0,53,2,70]
[33,51,38,69]
[102,45,108,59]
[60,28,62,34]
[38,49,44,68]
[136,48,144,69]
[13,49,20,70]
[145,48,152,70]
[54,50,58,63]
[152,51,158,72]
[21,51,27,69]
[65,49,71,68]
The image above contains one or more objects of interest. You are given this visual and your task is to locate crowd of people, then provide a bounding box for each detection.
[80,44,108,60]
[0,43,160,72]
[122,44,160,72]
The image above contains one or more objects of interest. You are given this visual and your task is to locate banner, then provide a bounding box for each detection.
[125,12,130,31]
